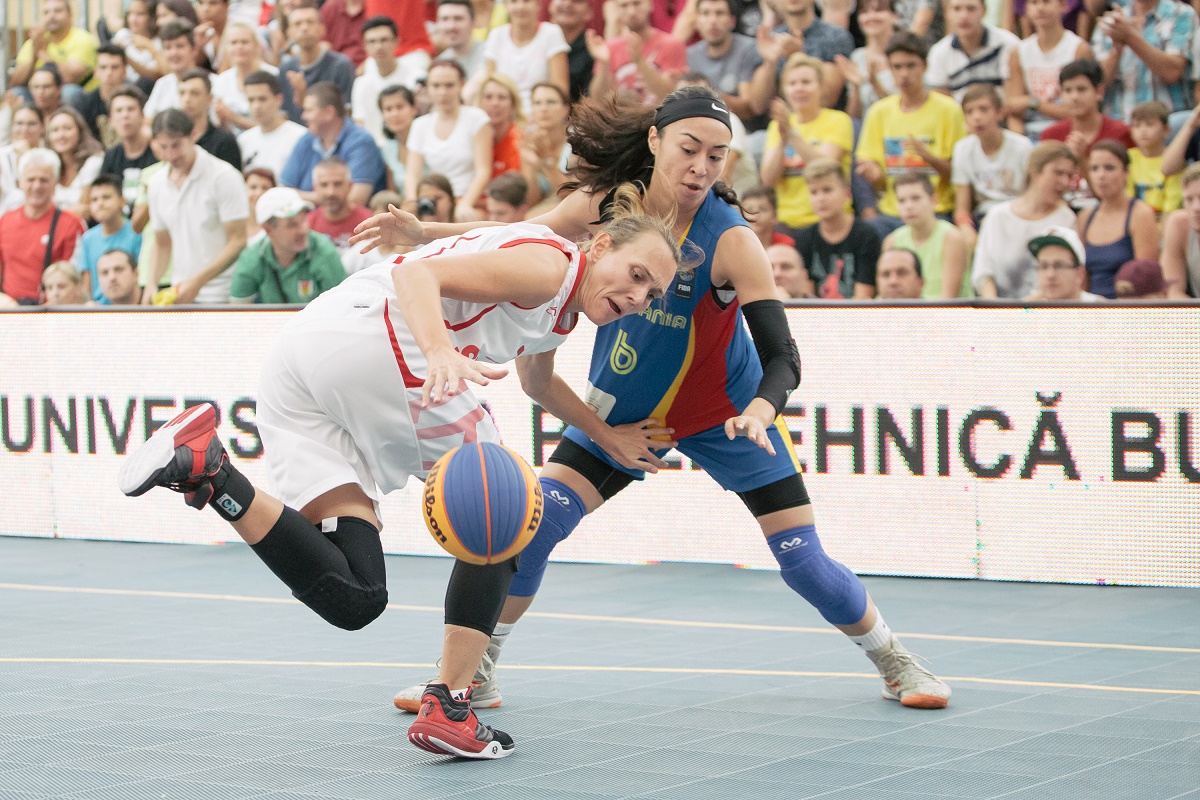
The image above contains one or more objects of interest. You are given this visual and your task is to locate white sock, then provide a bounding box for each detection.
[848,616,893,652]
[449,686,471,702]
[488,621,515,659]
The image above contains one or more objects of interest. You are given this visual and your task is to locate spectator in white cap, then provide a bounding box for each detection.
[229,186,347,304]
[1026,225,1104,301]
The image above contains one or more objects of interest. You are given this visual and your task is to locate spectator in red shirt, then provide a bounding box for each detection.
[321,0,368,66]
[590,0,688,106]
[1039,59,1133,159]
[479,73,525,181]
[365,0,434,57]
[306,155,371,254]
[0,148,86,305]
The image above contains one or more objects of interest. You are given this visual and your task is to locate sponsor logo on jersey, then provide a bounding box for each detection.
[609,330,638,375]
[674,269,694,301]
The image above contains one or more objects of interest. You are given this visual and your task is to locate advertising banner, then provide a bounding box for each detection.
[2,307,1197,587]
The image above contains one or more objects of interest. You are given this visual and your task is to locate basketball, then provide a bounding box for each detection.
[422,442,543,565]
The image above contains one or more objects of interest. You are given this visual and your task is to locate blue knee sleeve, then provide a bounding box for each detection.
[767,525,867,626]
[509,478,586,597]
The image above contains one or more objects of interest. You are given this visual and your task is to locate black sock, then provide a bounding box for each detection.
[206,460,255,522]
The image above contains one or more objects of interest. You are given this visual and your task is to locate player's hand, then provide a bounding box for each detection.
[601,418,675,473]
[422,348,508,407]
[350,204,425,253]
[724,414,776,455]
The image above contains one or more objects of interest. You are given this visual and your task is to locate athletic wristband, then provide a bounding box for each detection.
[742,299,801,415]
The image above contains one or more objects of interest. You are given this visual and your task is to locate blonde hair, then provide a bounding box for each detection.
[42,261,85,303]
[223,21,262,60]
[584,183,696,275]
[1181,162,1200,190]
[1025,140,1076,186]
[479,73,524,123]
[781,53,825,84]
[803,157,847,185]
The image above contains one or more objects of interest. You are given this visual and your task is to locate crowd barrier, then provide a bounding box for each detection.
[2,302,1198,588]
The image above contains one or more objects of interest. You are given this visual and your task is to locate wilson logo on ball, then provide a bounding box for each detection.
[422,442,543,565]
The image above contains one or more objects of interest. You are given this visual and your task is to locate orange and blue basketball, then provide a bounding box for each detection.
[422,442,543,565]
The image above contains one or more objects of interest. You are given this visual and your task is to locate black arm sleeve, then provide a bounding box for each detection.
[741,299,801,415]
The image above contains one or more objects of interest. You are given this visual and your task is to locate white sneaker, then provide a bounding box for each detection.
[865,638,951,709]
[393,650,503,713]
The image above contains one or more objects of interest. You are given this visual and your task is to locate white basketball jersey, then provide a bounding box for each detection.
[342,223,586,371]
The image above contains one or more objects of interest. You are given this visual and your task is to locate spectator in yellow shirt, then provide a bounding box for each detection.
[9,0,100,101]
[760,54,854,230]
[855,31,965,238]
[1127,100,1181,218]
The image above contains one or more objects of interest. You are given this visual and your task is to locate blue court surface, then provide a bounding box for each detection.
[1,536,1198,800]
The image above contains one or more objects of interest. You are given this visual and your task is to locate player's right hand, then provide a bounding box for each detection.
[350,204,425,254]
[602,418,675,473]
[423,349,508,408]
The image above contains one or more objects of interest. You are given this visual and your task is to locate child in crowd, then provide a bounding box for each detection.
[952,85,1033,250]
[483,172,528,223]
[792,159,880,299]
[1127,101,1180,218]
[884,172,970,298]
[77,173,143,304]
[741,186,796,249]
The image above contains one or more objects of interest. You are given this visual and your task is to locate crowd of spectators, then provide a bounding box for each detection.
[2,0,1200,308]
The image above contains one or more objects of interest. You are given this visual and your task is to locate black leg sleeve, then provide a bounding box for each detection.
[444,556,519,635]
[250,511,388,631]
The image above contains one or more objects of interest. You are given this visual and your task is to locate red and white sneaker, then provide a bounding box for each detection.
[407,683,515,759]
[117,403,227,509]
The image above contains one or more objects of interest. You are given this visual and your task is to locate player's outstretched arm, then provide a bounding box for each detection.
[516,351,675,473]
[711,226,801,455]
[391,243,572,406]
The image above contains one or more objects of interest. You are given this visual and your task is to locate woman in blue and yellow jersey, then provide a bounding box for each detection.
[354,87,951,712]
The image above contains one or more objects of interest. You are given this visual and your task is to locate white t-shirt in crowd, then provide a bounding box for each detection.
[972,199,1076,299]
[148,147,250,303]
[950,130,1034,216]
[352,58,424,146]
[237,120,309,180]
[212,63,279,135]
[406,106,491,197]
[144,73,182,120]
[482,22,570,109]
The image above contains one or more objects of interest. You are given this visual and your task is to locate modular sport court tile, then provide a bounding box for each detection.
[1,536,1198,800]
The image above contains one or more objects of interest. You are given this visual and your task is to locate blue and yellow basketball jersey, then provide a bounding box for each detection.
[570,190,758,442]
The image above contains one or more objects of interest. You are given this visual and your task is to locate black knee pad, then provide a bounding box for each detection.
[294,572,389,631]
[444,556,519,635]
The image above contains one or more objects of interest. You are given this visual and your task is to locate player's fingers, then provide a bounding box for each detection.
[646,452,670,469]
[477,364,509,380]
[724,418,737,441]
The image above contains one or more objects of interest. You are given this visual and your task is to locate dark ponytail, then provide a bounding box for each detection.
[562,93,655,196]
[562,85,745,214]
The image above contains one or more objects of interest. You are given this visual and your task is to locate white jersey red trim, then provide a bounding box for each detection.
[344,223,587,368]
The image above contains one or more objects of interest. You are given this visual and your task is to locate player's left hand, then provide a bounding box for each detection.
[423,349,508,408]
[724,414,776,455]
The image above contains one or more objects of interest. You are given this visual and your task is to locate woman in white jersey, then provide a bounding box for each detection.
[118,187,684,760]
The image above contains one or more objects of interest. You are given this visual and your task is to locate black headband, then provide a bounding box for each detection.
[653,95,733,133]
